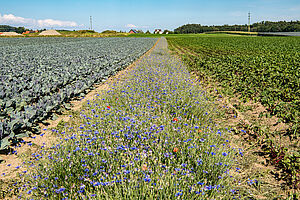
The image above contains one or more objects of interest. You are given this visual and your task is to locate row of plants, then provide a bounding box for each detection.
[167,36,299,135]
[2,38,242,199]
[0,37,157,150]
[167,35,299,189]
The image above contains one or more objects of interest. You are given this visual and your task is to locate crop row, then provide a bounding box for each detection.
[0,37,157,149]
[167,36,300,135]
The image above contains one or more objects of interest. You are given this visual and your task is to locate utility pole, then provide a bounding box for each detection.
[90,16,93,30]
[248,12,251,32]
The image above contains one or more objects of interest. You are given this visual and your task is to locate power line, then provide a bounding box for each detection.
[90,16,92,30]
[248,12,251,32]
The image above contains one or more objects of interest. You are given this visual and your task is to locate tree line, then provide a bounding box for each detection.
[0,25,27,33]
[174,21,300,34]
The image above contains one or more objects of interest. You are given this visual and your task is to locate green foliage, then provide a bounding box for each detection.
[0,25,26,33]
[167,36,300,136]
[78,30,96,33]
[174,20,300,34]
[101,30,117,34]
[168,35,300,187]
[0,37,156,149]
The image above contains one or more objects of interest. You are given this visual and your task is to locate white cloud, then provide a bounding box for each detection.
[37,19,78,27]
[0,14,34,24]
[0,13,78,28]
[125,24,137,28]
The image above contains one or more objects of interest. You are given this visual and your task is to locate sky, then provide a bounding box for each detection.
[0,0,299,32]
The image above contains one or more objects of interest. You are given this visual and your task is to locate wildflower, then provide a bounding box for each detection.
[222,152,228,156]
[144,177,151,182]
[142,165,147,171]
[175,192,183,196]
[107,106,111,109]
[173,117,178,122]
[173,147,179,153]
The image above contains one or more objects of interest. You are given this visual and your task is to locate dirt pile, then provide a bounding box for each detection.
[39,30,61,36]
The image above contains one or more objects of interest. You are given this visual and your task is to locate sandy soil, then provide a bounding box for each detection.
[39,30,61,36]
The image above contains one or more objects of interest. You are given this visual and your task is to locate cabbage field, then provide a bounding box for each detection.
[0,37,157,150]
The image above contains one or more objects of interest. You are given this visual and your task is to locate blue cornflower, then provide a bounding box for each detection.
[222,152,228,156]
[80,185,85,189]
[175,192,183,197]
[144,178,151,183]
[74,147,80,152]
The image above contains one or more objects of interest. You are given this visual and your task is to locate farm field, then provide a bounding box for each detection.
[0,37,157,150]
[168,35,299,133]
[167,35,300,191]
[0,38,245,199]
[0,35,298,199]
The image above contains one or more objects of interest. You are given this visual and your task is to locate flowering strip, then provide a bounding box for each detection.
[8,38,241,199]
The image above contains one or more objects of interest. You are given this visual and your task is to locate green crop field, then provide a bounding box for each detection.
[167,35,300,190]
[168,35,299,134]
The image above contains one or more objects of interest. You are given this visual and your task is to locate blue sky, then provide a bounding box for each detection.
[0,0,299,32]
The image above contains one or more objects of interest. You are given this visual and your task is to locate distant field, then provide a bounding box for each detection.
[258,32,300,36]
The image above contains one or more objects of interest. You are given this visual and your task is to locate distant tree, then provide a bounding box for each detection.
[0,25,16,32]
[79,30,96,33]
[163,30,173,34]
[145,30,151,34]
[101,30,117,34]
[174,20,300,33]
[15,27,26,33]
[136,30,144,33]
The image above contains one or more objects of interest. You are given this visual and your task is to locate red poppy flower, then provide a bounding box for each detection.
[107,106,111,109]
[173,118,178,122]
[173,147,179,153]
[142,164,147,171]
